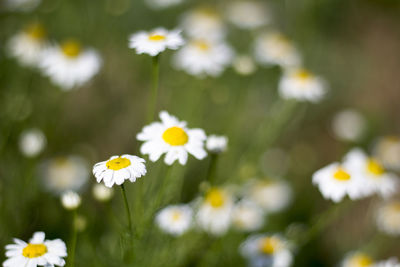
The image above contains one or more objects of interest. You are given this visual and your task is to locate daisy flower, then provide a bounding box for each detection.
[7,23,48,67]
[39,155,89,195]
[155,204,193,236]
[312,162,367,203]
[19,128,46,157]
[173,39,234,77]
[92,184,114,202]
[39,39,102,90]
[3,0,41,12]
[232,199,265,232]
[372,136,400,172]
[145,0,182,9]
[341,251,374,267]
[60,191,81,210]
[180,7,226,41]
[195,187,234,236]
[3,232,67,267]
[226,1,270,30]
[254,32,301,68]
[137,111,207,165]
[128,28,184,56]
[343,149,399,198]
[232,54,257,76]
[240,234,293,267]
[331,109,366,142]
[206,135,228,153]
[245,179,292,213]
[376,200,400,236]
[278,68,327,103]
[92,154,146,188]
[374,257,400,267]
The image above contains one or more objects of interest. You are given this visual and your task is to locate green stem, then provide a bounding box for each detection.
[120,184,133,237]
[67,210,78,267]
[205,154,219,184]
[146,54,160,123]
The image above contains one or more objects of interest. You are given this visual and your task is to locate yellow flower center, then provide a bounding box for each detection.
[350,254,373,267]
[171,211,182,221]
[259,237,280,255]
[26,23,46,40]
[162,127,189,146]
[367,158,384,176]
[148,34,166,41]
[106,157,131,171]
[194,40,210,51]
[61,40,82,58]
[205,188,225,208]
[22,243,47,258]
[333,167,351,181]
[295,69,312,80]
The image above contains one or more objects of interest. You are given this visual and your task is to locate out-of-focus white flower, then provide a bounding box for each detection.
[3,232,67,267]
[155,204,193,236]
[39,155,89,195]
[19,128,46,157]
[376,201,400,236]
[129,28,184,56]
[39,40,102,90]
[61,191,81,210]
[254,32,301,68]
[232,199,265,232]
[196,187,234,235]
[144,0,182,9]
[332,109,366,142]
[3,0,41,12]
[373,136,400,172]
[312,162,368,203]
[232,55,257,76]
[92,183,114,202]
[206,135,228,153]
[7,23,47,67]
[374,257,400,267]
[240,234,293,267]
[343,149,399,199]
[341,251,374,267]
[226,1,269,29]
[180,7,226,41]
[92,154,146,188]
[173,39,234,77]
[278,68,327,103]
[137,111,207,165]
[245,179,292,213]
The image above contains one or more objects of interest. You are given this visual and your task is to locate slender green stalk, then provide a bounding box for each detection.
[146,54,160,123]
[205,154,219,184]
[120,184,133,237]
[67,210,78,267]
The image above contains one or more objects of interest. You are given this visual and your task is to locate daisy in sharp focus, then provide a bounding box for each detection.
[240,234,293,267]
[7,23,48,67]
[128,28,184,56]
[39,39,102,90]
[137,111,207,165]
[376,200,400,236]
[254,32,301,68]
[92,154,146,188]
[312,162,367,203]
[3,232,67,267]
[278,68,327,103]
[155,204,193,236]
[173,39,234,77]
[341,251,375,267]
[195,187,234,236]
[343,148,399,199]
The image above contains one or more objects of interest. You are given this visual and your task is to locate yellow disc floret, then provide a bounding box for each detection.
[367,158,384,176]
[106,157,131,171]
[205,188,225,208]
[61,40,82,58]
[194,40,210,51]
[349,253,373,267]
[295,69,312,80]
[22,244,47,258]
[259,237,281,255]
[162,127,189,146]
[333,167,351,181]
[171,211,182,221]
[148,34,166,41]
